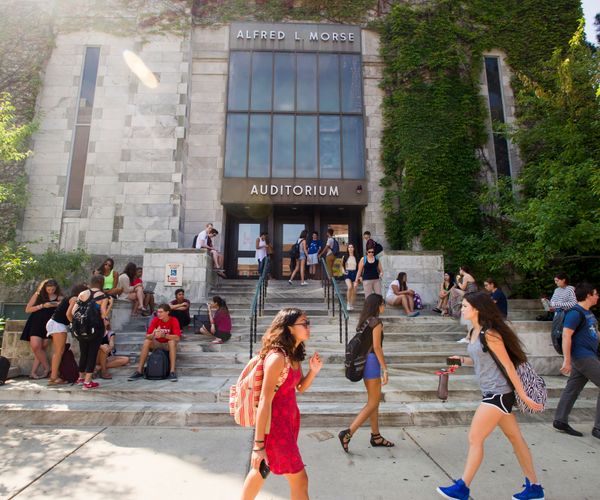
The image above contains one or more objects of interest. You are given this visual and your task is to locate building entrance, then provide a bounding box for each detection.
[224,205,363,279]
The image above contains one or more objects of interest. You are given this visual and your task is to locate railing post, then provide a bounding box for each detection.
[332,289,335,317]
[339,302,342,343]
[345,316,348,346]
[250,311,254,358]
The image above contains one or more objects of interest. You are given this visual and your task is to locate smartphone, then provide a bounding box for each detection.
[259,459,270,479]
[447,357,461,366]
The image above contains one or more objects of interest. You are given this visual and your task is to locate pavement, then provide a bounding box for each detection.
[1,421,599,500]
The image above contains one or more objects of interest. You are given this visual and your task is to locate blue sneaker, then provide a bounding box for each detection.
[437,479,470,500]
[512,478,545,500]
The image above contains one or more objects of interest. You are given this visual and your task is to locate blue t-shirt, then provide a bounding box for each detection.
[564,304,598,360]
[491,289,508,318]
[308,240,322,255]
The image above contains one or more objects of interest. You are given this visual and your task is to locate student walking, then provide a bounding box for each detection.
[306,231,322,279]
[241,308,323,500]
[553,282,600,439]
[338,294,394,452]
[289,230,308,285]
[342,243,358,310]
[354,247,383,297]
[437,291,544,500]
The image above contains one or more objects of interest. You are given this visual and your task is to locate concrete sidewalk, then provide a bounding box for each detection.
[1,422,598,500]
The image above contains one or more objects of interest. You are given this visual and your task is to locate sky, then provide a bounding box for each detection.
[582,0,598,45]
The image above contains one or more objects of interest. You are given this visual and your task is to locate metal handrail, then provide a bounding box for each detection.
[320,257,349,346]
[249,257,270,358]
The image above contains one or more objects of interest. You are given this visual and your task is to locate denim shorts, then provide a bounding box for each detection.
[363,352,381,380]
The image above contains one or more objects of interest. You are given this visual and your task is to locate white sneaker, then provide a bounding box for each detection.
[301,282,308,286]
[456,337,469,344]
[347,305,354,311]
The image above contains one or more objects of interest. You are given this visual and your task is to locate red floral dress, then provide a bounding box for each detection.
[264,366,304,475]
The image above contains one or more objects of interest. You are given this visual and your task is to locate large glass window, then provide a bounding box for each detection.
[484,56,511,177]
[225,50,365,179]
[66,46,100,210]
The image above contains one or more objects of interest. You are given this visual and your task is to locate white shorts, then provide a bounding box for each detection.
[46,318,68,337]
[307,253,319,265]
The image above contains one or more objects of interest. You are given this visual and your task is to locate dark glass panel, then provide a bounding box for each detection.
[274,53,295,112]
[76,47,100,125]
[228,51,251,110]
[484,57,511,177]
[342,116,365,179]
[319,116,341,179]
[318,53,340,112]
[251,52,273,111]
[248,114,271,177]
[296,53,317,112]
[65,126,91,209]
[340,54,362,113]
[224,114,248,177]
[272,115,294,178]
[295,116,317,178]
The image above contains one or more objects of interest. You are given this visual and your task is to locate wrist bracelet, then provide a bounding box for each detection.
[254,439,264,443]
[252,447,265,452]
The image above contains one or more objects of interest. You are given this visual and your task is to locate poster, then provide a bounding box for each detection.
[165,263,183,287]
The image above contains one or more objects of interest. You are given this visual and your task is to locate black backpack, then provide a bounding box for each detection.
[345,319,375,382]
[290,241,300,259]
[373,241,384,255]
[59,344,79,384]
[192,234,199,248]
[551,308,585,355]
[0,356,11,385]
[331,238,340,256]
[71,290,106,341]
[145,349,170,380]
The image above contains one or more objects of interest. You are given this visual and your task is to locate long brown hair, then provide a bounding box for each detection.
[357,293,384,332]
[259,308,306,362]
[464,291,527,365]
[35,279,62,305]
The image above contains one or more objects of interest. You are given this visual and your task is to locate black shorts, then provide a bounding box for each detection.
[482,392,515,414]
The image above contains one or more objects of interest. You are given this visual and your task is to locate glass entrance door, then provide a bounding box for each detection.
[279,223,307,278]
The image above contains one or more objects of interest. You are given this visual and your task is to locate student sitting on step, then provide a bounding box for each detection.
[169,288,191,329]
[95,330,130,380]
[197,296,232,344]
[128,303,181,382]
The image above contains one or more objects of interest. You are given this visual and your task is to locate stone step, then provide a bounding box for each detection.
[0,397,594,428]
[1,376,592,405]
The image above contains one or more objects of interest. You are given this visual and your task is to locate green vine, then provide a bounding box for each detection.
[379,0,585,289]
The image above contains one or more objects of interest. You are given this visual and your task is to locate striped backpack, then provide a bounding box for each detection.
[229,348,290,429]
[479,330,547,414]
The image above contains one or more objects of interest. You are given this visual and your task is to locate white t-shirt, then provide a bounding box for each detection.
[386,280,400,301]
[326,237,334,256]
[195,229,208,249]
[345,255,357,271]
[256,238,268,261]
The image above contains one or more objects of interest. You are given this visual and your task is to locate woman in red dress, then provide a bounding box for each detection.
[241,308,323,500]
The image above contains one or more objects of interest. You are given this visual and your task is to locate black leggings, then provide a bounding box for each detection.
[78,336,103,374]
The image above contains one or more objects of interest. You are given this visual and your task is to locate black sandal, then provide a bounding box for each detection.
[370,433,394,448]
[338,428,352,453]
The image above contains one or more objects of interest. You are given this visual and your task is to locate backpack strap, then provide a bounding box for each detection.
[479,329,515,390]
[265,348,290,391]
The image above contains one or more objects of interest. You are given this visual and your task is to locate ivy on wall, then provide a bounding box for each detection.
[379,0,584,287]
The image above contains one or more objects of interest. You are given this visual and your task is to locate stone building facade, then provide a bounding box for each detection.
[13,0,518,278]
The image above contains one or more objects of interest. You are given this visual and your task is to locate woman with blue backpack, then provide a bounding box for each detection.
[338,293,394,453]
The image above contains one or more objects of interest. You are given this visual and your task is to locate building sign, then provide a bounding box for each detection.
[251,184,339,197]
[230,22,361,53]
[164,263,183,287]
[221,179,367,206]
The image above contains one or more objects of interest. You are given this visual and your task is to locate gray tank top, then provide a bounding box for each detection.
[467,330,512,395]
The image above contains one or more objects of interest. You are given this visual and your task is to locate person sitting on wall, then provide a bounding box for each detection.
[198,296,232,344]
[117,262,149,316]
[199,228,226,278]
[134,266,155,314]
[169,288,191,329]
[128,303,181,382]
[194,222,213,249]
[432,272,454,316]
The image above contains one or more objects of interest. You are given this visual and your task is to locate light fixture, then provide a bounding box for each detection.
[356,185,363,194]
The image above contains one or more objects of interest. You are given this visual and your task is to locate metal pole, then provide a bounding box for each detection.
[254,304,258,343]
[345,317,348,346]
[339,306,342,343]
[250,312,254,358]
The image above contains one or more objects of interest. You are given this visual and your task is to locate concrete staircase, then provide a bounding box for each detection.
[1,281,597,427]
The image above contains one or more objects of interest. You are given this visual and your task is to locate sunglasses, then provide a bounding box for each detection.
[367,251,375,254]
[292,320,311,328]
